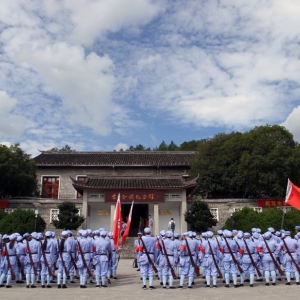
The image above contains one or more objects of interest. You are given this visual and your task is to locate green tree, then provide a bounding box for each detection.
[179,140,201,151]
[190,125,300,198]
[184,199,217,233]
[224,207,260,232]
[283,208,300,234]
[48,145,76,152]
[52,202,85,230]
[0,208,46,234]
[0,209,7,221]
[128,144,151,151]
[0,144,37,197]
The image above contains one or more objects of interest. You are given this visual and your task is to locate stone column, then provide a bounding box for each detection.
[110,204,115,230]
[181,198,187,233]
[82,191,88,229]
[154,203,159,236]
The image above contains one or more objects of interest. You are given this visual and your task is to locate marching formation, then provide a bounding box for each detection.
[1,225,300,290]
[134,226,300,289]
[0,229,121,288]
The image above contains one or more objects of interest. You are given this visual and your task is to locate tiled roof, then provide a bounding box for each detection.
[71,175,197,190]
[34,151,196,167]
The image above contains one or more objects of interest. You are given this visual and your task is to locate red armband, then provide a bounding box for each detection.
[218,246,224,253]
[1,250,6,256]
[257,246,262,253]
[238,248,244,255]
[135,246,139,252]
[156,242,160,249]
[198,245,205,254]
[180,245,186,251]
[78,248,81,253]
[139,245,143,252]
[25,247,29,253]
[92,246,96,252]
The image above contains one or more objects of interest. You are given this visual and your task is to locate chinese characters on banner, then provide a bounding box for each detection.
[257,199,290,207]
[105,190,165,203]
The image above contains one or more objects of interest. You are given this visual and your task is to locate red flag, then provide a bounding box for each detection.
[113,194,122,249]
[285,179,300,210]
[122,201,134,246]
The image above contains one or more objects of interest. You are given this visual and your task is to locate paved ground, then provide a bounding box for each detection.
[1,259,299,300]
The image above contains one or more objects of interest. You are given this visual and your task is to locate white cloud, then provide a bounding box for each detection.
[114,142,128,151]
[281,106,300,142]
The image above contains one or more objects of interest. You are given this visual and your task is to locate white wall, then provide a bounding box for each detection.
[87,202,111,230]
[158,201,181,232]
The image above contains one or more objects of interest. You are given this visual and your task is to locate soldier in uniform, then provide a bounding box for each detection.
[178,231,198,289]
[93,230,112,288]
[68,230,78,284]
[138,227,157,290]
[216,230,225,282]
[172,233,181,278]
[40,231,55,288]
[76,230,92,288]
[25,232,41,288]
[56,231,72,288]
[107,232,121,280]
[199,231,218,288]
[238,232,257,287]
[219,230,239,288]
[257,231,279,286]
[0,233,18,288]
[134,232,142,271]
[16,235,26,283]
[281,231,299,285]
[159,230,177,289]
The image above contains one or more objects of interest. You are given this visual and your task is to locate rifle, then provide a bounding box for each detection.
[160,238,177,278]
[77,240,92,277]
[70,252,78,271]
[207,239,222,278]
[4,242,16,279]
[224,237,243,273]
[140,237,158,273]
[282,238,300,273]
[243,238,262,277]
[39,240,53,276]
[57,238,69,276]
[184,238,200,276]
[26,239,38,276]
[262,237,284,276]
[16,253,25,279]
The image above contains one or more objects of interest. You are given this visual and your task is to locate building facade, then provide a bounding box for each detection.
[33,151,197,236]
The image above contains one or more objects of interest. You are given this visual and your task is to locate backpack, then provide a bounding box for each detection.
[171,221,175,230]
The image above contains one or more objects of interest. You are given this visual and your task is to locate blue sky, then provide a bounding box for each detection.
[1,0,300,156]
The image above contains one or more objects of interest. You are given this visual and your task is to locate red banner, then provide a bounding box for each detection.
[257,199,289,208]
[105,190,165,203]
[0,200,8,209]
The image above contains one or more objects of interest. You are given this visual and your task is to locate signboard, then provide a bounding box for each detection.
[257,199,289,208]
[105,190,165,203]
[0,200,8,209]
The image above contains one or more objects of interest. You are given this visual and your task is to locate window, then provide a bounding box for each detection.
[50,209,59,223]
[42,176,59,199]
[233,207,262,213]
[76,176,87,198]
[5,208,15,214]
[210,208,219,221]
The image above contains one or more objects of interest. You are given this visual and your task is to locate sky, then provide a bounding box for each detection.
[1,0,300,157]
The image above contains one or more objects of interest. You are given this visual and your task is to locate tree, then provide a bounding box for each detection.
[184,199,217,233]
[224,207,260,232]
[190,125,300,198]
[128,144,151,151]
[52,201,85,230]
[0,144,38,198]
[0,208,46,234]
[0,209,7,221]
[48,145,76,152]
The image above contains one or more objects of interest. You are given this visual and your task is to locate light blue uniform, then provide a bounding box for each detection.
[138,231,157,287]
[179,233,198,287]
[40,237,55,286]
[93,234,112,287]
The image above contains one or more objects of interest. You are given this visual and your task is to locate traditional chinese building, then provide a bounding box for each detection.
[33,151,197,236]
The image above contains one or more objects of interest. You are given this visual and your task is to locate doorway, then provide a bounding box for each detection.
[122,204,148,237]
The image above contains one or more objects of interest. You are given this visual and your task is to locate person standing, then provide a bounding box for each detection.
[138,227,157,289]
[168,218,176,234]
[138,217,145,233]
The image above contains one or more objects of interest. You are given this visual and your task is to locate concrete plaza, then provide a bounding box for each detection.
[1,259,299,300]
